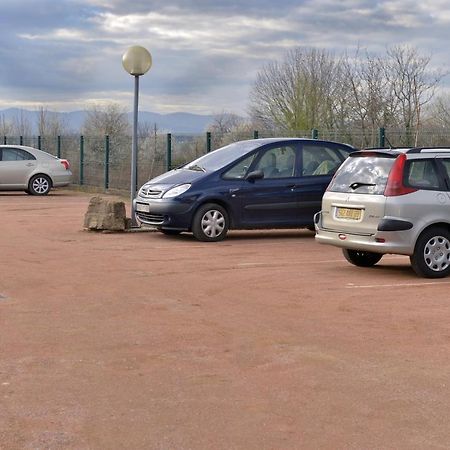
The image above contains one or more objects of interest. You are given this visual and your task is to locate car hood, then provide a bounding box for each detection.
[143,168,207,188]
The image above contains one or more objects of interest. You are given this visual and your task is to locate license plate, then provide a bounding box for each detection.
[136,203,150,213]
[336,207,362,220]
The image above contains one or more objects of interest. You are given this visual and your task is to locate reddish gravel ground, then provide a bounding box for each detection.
[2,189,450,449]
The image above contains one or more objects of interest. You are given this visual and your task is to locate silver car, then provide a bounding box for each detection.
[0,145,72,195]
[315,147,450,278]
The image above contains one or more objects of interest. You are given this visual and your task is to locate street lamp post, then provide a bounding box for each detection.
[122,45,152,226]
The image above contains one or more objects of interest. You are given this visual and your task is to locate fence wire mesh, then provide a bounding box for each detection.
[5,127,450,191]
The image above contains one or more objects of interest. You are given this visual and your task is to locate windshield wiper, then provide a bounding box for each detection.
[186,164,206,172]
[349,182,376,190]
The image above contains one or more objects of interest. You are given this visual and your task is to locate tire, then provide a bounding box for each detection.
[160,229,182,236]
[342,249,383,267]
[28,174,51,195]
[192,203,229,242]
[24,189,32,195]
[410,227,450,278]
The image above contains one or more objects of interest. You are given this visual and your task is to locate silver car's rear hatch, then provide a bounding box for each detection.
[321,152,397,234]
[321,192,387,234]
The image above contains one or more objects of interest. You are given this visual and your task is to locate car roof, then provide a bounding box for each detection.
[0,145,55,159]
[251,137,356,148]
[357,147,450,157]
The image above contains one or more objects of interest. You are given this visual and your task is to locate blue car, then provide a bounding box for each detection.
[134,138,355,241]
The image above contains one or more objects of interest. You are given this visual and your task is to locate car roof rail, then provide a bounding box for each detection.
[407,147,450,153]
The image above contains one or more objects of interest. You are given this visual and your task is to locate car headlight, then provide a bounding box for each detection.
[138,184,149,196]
[162,183,191,198]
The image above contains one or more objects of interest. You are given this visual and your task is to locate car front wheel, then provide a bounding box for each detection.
[342,249,383,267]
[192,203,229,242]
[28,174,51,195]
[410,227,450,278]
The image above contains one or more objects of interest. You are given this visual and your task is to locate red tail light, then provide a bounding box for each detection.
[384,153,417,197]
[60,159,70,170]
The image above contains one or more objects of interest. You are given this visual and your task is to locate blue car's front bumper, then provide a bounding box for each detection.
[133,197,196,230]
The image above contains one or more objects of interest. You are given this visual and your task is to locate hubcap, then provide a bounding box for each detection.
[423,235,450,272]
[201,210,225,238]
[32,177,49,194]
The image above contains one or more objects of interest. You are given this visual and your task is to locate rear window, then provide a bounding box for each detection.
[328,156,395,194]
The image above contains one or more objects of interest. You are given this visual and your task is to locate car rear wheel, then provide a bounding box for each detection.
[28,174,51,195]
[192,203,229,242]
[342,249,383,267]
[410,227,450,278]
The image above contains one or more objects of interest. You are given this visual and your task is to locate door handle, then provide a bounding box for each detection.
[229,188,239,193]
[26,163,35,167]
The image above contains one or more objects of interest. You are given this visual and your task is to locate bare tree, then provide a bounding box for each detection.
[342,49,394,146]
[36,106,68,138]
[207,112,244,134]
[384,45,446,145]
[249,48,346,132]
[138,121,166,179]
[207,112,248,146]
[427,93,450,128]
[83,102,130,137]
[11,109,32,136]
[0,114,12,137]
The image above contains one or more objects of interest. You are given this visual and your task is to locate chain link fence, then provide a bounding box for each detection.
[5,127,450,191]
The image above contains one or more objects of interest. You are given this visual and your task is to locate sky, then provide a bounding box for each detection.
[1,0,450,116]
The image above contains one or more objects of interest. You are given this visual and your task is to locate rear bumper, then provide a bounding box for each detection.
[314,212,415,255]
[51,172,72,187]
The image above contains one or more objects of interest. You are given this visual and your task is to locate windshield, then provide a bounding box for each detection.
[328,155,395,194]
[182,141,261,172]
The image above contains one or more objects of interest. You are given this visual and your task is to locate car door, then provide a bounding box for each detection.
[296,142,350,223]
[0,148,37,188]
[236,143,301,227]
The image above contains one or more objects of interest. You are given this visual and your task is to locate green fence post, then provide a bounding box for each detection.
[37,135,41,150]
[379,127,386,147]
[57,135,61,158]
[253,130,259,139]
[166,133,172,171]
[79,135,84,185]
[104,135,110,189]
[206,131,211,153]
[20,136,23,145]
[311,129,319,140]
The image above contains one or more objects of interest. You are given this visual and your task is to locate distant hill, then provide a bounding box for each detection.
[0,108,217,134]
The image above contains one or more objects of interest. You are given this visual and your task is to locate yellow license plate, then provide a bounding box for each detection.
[336,207,362,220]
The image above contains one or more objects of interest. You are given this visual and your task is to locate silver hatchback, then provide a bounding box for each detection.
[0,145,72,195]
[315,147,450,278]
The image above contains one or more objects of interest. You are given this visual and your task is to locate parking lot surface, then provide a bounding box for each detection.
[1,190,450,449]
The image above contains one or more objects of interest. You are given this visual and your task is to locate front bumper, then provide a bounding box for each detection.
[314,212,415,256]
[133,197,195,230]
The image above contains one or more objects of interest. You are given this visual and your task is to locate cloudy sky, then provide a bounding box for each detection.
[1,0,450,115]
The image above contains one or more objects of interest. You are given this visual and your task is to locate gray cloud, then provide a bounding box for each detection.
[0,0,449,113]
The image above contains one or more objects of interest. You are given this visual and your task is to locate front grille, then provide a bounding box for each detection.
[139,187,163,198]
[136,212,165,224]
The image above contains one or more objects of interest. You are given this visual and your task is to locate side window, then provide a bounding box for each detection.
[253,146,297,179]
[334,146,353,160]
[406,159,440,190]
[439,160,450,187]
[302,145,343,176]
[2,148,35,161]
[222,154,256,180]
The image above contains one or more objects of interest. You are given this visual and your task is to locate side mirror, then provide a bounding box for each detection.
[246,169,264,181]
